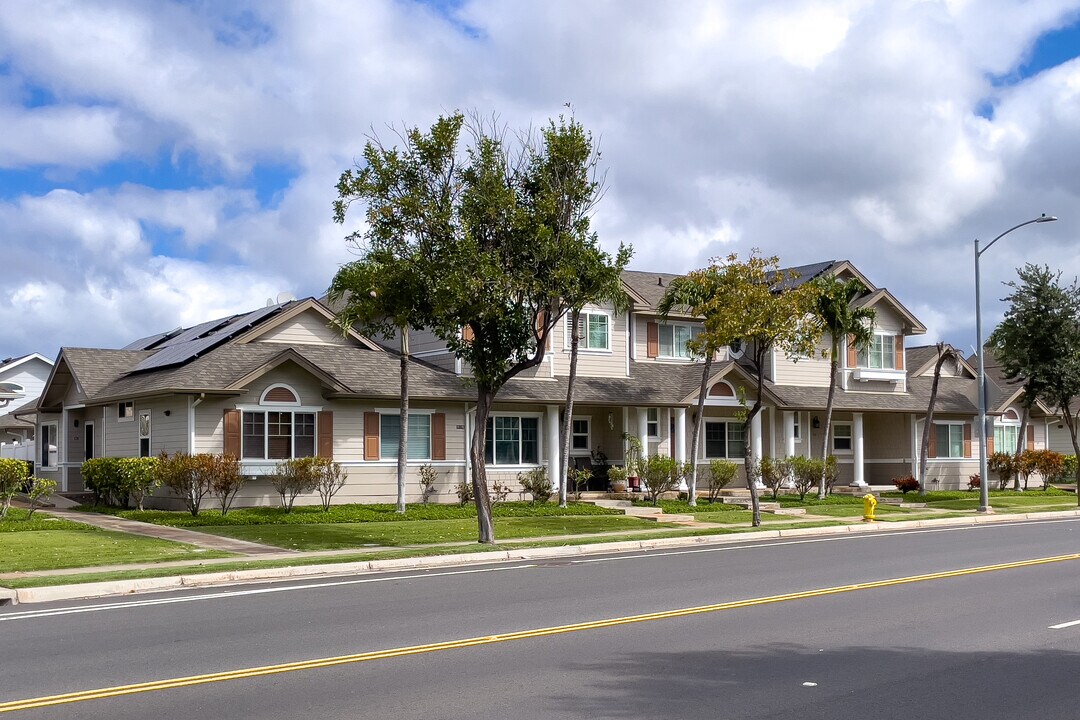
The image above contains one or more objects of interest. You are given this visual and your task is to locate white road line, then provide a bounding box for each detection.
[1048,619,1080,629]
[0,564,536,622]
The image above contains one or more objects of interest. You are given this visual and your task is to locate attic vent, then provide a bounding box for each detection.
[262,385,299,404]
[657,277,664,286]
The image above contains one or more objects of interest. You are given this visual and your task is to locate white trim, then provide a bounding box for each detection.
[570,415,591,455]
[655,320,702,360]
[117,400,135,423]
[240,408,318,461]
[646,407,659,439]
[411,348,452,358]
[564,310,612,352]
[377,411,433,462]
[701,419,746,460]
[832,422,853,454]
[931,420,967,460]
[484,412,544,468]
[39,421,58,470]
[138,409,152,458]
[83,420,95,461]
[259,383,302,406]
[0,353,52,375]
[851,367,905,382]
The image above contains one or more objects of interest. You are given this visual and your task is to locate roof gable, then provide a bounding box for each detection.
[235,300,378,349]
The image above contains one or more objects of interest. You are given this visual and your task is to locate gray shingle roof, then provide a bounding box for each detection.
[621,261,840,310]
[766,375,980,414]
[62,348,155,399]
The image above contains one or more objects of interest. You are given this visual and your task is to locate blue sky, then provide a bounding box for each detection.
[2,0,1080,360]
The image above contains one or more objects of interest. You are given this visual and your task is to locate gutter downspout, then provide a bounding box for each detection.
[189,393,205,454]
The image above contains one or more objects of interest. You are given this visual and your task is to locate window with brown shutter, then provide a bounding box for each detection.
[987,436,994,455]
[1027,425,1035,450]
[647,321,659,358]
[223,409,241,457]
[432,412,446,461]
[317,411,333,458]
[927,421,937,458]
[846,335,857,368]
[364,412,380,461]
[963,423,972,458]
[461,325,475,343]
[894,336,905,370]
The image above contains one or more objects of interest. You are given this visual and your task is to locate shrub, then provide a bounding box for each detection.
[82,457,125,506]
[311,457,345,511]
[158,452,212,516]
[892,474,920,495]
[1014,450,1039,491]
[759,456,793,500]
[418,464,439,504]
[25,477,57,519]
[706,460,738,503]
[1030,450,1065,490]
[455,478,474,506]
[1051,454,1078,484]
[208,454,245,515]
[0,458,30,519]
[118,457,160,511]
[988,452,1016,491]
[269,457,320,512]
[967,473,981,490]
[568,466,591,501]
[640,454,684,506]
[607,466,629,491]
[490,478,512,505]
[823,455,840,495]
[517,467,553,504]
[788,456,824,501]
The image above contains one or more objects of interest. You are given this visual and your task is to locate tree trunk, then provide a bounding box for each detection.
[471,389,496,543]
[559,308,581,507]
[688,355,713,507]
[397,330,410,514]
[745,359,765,527]
[1015,407,1028,491]
[818,344,839,498]
[918,347,947,497]
[1063,409,1080,508]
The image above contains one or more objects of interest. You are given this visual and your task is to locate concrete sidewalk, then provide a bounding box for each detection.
[44,509,289,556]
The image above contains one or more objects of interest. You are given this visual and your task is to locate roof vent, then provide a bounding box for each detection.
[657,277,664,286]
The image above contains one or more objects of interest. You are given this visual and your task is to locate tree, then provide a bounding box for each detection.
[657,271,730,506]
[333,113,613,543]
[688,252,822,526]
[917,343,964,497]
[990,264,1080,505]
[810,275,875,498]
[331,118,453,514]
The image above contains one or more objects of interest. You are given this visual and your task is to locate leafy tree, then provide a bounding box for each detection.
[333,113,614,543]
[990,264,1080,505]
[810,275,874,498]
[0,458,29,519]
[917,343,964,497]
[657,271,730,506]
[687,252,822,525]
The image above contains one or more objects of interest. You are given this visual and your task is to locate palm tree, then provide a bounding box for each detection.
[918,342,963,497]
[657,273,726,507]
[811,276,875,498]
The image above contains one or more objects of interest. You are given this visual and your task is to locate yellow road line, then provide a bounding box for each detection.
[3,552,1078,714]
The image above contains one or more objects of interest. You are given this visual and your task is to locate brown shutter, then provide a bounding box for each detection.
[536,311,551,350]
[894,336,905,370]
[987,436,994,455]
[1027,425,1035,450]
[317,411,333,458]
[963,423,972,458]
[927,422,937,458]
[364,412,380,461]
[431,412,446,461]
[647,321,659,358]
[461,325,475,343]
[846,335,858,368]
[223,409,241,457]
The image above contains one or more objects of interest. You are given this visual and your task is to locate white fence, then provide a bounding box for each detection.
[0,441,34,463]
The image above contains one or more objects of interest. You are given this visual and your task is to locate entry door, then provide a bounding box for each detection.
[84,422,95,460]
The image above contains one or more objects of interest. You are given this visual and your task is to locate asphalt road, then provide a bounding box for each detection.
[2,518,1079,719]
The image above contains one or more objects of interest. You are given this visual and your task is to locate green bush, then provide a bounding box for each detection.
[640,454,686,506]
[82,457,125,506]
[788,456,824,501]
[517,467,553,504]
[418,464,439,504]
[759,456,793,500]
[118,457,160,511]
[25,477,57,519]
[706,460,738,503]
[311,457,345,511]
[0,458,31,519]
[158,452,212,516]
[269,457,320,512]
[455,479,474,506]
[209,454,245,515]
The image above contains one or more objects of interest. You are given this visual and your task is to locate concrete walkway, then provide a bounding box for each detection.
[44,509,288,556]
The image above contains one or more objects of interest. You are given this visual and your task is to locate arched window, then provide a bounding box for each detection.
[260,384,300,406]
[994,408,1022,453]
[244,384,314,460]
[709,381,735,398]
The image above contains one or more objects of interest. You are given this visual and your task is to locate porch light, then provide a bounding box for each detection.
[812,416,820,429]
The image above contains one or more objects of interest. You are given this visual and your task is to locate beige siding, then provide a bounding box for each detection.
[253,309,351,346]
[549,302,629,378]
[865,413,911,460]
[772,337,833,387]
[631,313,729,365]
[1047,422,1076,455]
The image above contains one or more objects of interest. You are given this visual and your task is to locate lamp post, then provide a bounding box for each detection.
[974,214,1057,513]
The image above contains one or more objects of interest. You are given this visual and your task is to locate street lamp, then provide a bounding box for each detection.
[974,214,1057,513]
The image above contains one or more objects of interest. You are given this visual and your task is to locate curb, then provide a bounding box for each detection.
[6,509,1080,605]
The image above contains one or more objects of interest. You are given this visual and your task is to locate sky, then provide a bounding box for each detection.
[2,0,1080,361]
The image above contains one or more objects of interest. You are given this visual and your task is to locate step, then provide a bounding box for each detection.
[622,506,664,517]
[586,499,633,509]
[637,513,695,523]
[722,501,780,511]
[769,507,806,516]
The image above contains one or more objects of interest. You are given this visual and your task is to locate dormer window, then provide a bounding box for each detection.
[566,312,610,351]
[658,323,702,359]
[857,334,897,369]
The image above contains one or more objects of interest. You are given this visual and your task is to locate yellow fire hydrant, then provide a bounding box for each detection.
[862,493,877,522]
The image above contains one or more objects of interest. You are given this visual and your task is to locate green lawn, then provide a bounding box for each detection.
[78,501,620,528]
[692,511,793,523]
[0,528,232,573]
[801,504,910,518]
[196,515,675,551]
[923,495,1076,511]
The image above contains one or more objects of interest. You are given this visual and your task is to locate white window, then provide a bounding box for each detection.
[138,411,152,458]
[566,311,610,351]
[118,401,134,422]
[571,418,590,453]
[935,423,965,458]
[833,423,852,452]
[646,408,659,438]
[792,413,801,441]
[484,416,541,465]
[380,414,432,461]
[242,411,316,460]
[857,334,897,369]
[40,422,58,468]
[993,424,1018,454]
[704,421,745,459]
[658,323,703,359]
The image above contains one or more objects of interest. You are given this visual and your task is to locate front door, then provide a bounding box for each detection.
[84,422,94,460]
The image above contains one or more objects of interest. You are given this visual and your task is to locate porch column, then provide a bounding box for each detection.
[622,406,629,464]
[60,407,69,492]
[546,405,561,483]
[674,407,687,492]
[751,411,765,489]
[637,408,650,460]
[784,411,796,458]
[851,412,867,487]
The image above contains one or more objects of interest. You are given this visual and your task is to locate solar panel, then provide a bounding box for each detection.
[121,332,168,351]
[131,304,287,372]
[156,316,236,349]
